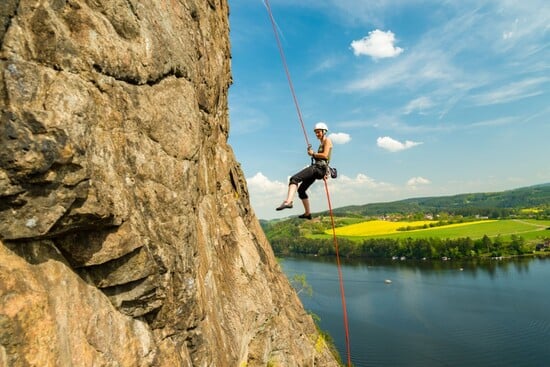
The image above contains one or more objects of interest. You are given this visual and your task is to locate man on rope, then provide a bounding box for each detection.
[276,122,333,219]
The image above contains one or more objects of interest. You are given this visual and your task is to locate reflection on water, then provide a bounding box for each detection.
[281,256,550,367]
[298,255,535,277]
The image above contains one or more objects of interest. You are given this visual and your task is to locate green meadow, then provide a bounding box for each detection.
[313,219,550,243]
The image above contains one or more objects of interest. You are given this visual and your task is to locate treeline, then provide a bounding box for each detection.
[330,206,519,219]
[329,183,550,217]
[329,205,550,219]
[270,235,531,260]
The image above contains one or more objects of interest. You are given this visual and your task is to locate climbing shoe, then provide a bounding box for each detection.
[298,213,312,220]
[276,201,293,211]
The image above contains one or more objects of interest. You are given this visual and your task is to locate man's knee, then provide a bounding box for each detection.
[298,190,308,199]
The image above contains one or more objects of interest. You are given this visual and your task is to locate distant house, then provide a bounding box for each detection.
[535,240,550,251]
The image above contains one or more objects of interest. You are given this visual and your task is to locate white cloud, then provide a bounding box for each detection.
[471,77,549,106]
[328,132,351,144]
[403,96,434,115]
[310,56,340,74]
[336,173,382,187]
[246,171,491,220]
[468,116,516,128]
[346,48,459,92]
[350,29,404,59]
[327,173,396,202]
[246,171,397,219]
[376,136,423,152]
[245,172,288,219]
[407,176,431,186]
[340,115,455,135]
[247,172,286,195]
[343,1,548,95]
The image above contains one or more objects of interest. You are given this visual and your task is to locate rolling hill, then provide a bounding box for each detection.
[261,183,550,259]
[325,183,550,217]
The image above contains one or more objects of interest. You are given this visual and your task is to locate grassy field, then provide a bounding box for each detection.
[319,219,550,242]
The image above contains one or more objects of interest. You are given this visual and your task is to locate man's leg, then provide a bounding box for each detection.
[285,184,297,204]
[301,198,310,215]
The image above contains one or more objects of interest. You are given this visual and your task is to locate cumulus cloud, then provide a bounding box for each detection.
[246,172,286,195]
[376,136,422,152]
[245,171,439,219]
[407,177,431,186]
[328,132,351,144]
[337,173,379,187]
[351,29,403,59]
[246,171,397,219]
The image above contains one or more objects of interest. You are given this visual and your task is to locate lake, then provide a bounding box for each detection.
[280,256,550,367]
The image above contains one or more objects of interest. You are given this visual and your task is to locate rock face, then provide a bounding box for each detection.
[0,1,338,366]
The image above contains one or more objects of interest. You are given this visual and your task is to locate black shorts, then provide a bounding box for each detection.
[289,163,326,199]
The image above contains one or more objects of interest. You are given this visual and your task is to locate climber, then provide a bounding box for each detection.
[276,122,333,219]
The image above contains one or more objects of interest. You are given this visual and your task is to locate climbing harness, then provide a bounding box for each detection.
[263,1,352,365]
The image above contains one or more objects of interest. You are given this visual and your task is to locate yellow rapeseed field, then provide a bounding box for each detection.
[520,208,542,214]
[330,219,497,237]
[331,220,435,236]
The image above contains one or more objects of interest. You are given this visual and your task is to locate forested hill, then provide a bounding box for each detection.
[325,183,550,217]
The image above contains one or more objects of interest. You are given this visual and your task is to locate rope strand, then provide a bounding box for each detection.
[263,1,352,365]
[263,0,310,148]
[323,178,352,367]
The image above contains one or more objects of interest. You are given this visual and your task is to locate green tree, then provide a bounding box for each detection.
[509,234,526,255]
[291,274,313,296]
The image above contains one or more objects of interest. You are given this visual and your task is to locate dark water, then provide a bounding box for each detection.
[280,257,550,367]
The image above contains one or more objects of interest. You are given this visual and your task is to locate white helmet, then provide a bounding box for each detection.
[313,122,328,132]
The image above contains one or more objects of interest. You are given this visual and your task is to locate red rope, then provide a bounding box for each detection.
[263,1,352,365]
[263,0,310,148]
[323,178,352,367]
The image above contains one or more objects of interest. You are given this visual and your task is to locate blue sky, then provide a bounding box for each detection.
[228,0,550,220]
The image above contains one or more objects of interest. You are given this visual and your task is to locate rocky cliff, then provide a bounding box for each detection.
[0,1,339,366]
